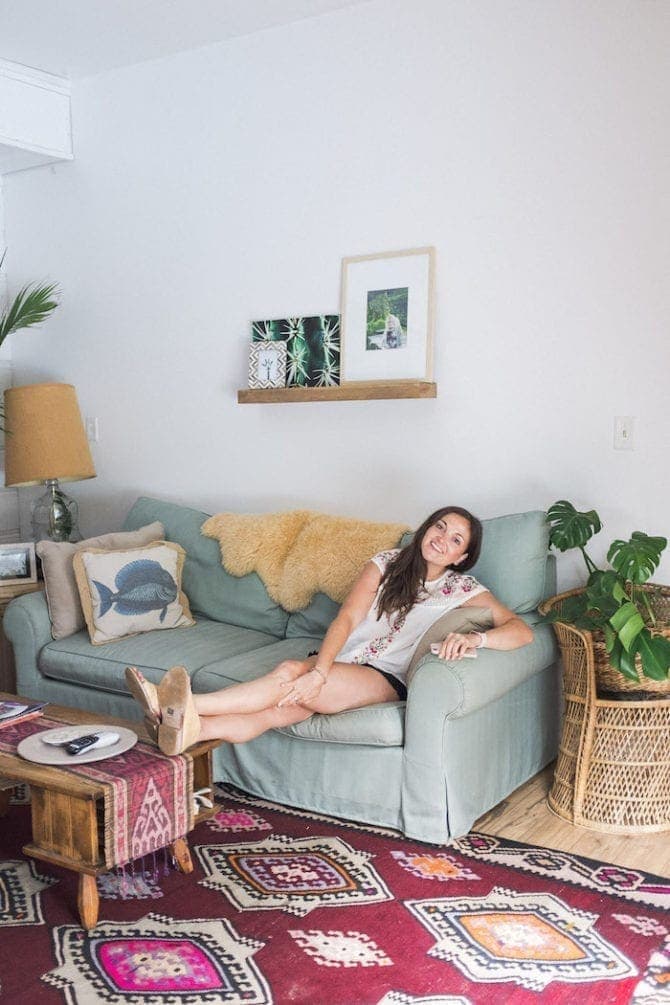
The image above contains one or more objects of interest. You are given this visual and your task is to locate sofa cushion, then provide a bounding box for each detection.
[38,616,279,694]
[277,703,405,746]
[36,521,164,640]
[73,542,195,644]
[191,637,324,692]
[470,510,550,613]
[123,497,289,637]
[285,592,340,639]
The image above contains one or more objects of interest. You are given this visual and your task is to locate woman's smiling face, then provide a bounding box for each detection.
[421,512,471,577]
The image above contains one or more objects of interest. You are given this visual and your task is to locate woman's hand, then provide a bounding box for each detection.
[276,668,325,708]
[434,632,480,661]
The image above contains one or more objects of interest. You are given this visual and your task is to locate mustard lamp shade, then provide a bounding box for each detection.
[4,382,96,487]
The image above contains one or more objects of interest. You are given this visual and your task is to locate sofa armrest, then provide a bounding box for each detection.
[4,591,53,696]
[400,623,558,842]
[406,621,557,722]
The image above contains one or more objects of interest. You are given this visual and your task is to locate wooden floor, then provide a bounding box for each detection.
[474,763,670,879]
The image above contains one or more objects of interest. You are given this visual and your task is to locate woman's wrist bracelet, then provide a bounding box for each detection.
[312,666,328,683]
[472,631,488,649]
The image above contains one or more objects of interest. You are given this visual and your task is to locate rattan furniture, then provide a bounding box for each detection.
[541,592,670,834]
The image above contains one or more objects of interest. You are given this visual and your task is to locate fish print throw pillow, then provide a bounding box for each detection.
[73,541,195,645]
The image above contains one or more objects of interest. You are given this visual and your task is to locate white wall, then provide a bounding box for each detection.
[3,0,670,588]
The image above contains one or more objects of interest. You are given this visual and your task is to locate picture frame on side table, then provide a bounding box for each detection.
[248,340,287,389]
[0,542,37,586]
[341,246,435,382]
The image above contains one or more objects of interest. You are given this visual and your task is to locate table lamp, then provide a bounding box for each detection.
[3,382,96,542]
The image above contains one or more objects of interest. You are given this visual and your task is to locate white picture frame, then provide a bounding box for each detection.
[0,542,37,586]
[340,246,435,382]
[248,341,287,389]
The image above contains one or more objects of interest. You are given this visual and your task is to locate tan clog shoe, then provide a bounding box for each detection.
[125,666,161,743]
[157,665,201,756]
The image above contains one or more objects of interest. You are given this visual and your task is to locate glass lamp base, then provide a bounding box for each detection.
[31,479,82,543]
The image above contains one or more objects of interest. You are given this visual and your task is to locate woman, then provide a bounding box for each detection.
[126,506,533,756]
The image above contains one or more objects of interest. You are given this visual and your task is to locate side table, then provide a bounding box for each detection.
[0,581,43,692]
[0,695,221,930]
[545,615,670,834]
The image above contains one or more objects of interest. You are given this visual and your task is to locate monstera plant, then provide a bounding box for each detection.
[545,500,670,684]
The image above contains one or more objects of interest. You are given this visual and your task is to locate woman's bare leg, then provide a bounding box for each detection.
[195,663,400,743]
[192,658,316,717]
[197,704,314,743]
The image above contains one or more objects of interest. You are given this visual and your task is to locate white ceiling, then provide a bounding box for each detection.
[0,0,371,79]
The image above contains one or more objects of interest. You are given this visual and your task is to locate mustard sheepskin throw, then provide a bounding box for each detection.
[201,510,410,611]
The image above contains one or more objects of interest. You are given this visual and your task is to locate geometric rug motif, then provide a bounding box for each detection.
[205,806,273,834]
[42,913,269,1004]
[454,833,670,910]
[289,928,393,968]
[406,885,636,992]
[196,833,392,917]
[391,850,479,883]
[0,858,56,927]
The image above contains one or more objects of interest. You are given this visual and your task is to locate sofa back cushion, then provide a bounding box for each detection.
[470,510,550,613]
[285,592,341,639]
[123,498,289,637]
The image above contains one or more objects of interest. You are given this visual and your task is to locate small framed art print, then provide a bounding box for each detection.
[248,340,287,389]
[340,246,435,382]
[0,542,37,586]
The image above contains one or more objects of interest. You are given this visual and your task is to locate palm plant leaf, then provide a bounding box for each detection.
[607,532,668,585]
[0,281,60,343]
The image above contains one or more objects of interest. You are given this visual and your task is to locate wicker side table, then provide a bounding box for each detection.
[543,612,670,834]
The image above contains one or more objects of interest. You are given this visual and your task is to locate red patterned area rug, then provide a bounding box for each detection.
[1,783,669,1004]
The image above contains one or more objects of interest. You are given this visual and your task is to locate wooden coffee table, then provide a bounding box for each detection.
[0,693,220,930]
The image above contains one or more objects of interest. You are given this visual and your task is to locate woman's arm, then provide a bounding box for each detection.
[276,560,381,707]
[312,560,382,676]
[436,590,534,661]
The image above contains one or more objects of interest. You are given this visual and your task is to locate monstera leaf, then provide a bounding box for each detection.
[547,501,602,554]
[607,532,668,586]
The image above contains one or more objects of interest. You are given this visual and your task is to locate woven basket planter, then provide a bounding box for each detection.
[539,590,670,833]
[540,585,670,696]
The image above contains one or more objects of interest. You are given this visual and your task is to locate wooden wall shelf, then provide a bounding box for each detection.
[238,380,437,404]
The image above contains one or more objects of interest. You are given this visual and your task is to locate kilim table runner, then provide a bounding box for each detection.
[0,716,194,868]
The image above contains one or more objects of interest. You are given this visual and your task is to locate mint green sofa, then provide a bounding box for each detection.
[5,496,560,843]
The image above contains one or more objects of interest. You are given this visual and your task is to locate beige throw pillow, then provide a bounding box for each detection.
[36,522,165,639]
[406,606,494,684]
[73,541,195,645]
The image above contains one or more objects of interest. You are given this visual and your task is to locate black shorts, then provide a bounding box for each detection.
[308,651,407,701]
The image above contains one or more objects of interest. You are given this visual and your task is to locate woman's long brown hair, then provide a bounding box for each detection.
[376,506,483,623]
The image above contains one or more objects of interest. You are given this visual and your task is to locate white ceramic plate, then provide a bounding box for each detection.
[17,724,138,765]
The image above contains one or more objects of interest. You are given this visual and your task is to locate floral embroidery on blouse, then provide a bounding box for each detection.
[353,612,406,665]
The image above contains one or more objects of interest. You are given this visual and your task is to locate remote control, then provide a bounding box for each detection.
[65,731,120,755]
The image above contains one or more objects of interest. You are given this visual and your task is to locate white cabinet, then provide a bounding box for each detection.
[0,59,72,175]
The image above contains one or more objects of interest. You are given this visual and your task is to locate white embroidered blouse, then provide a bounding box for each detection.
[336,549,488,683]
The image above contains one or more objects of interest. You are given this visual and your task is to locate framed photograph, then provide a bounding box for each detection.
[248,340,287,389]
[0,542,37,586]
[341,247,435,382]
[252,315,340,387]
